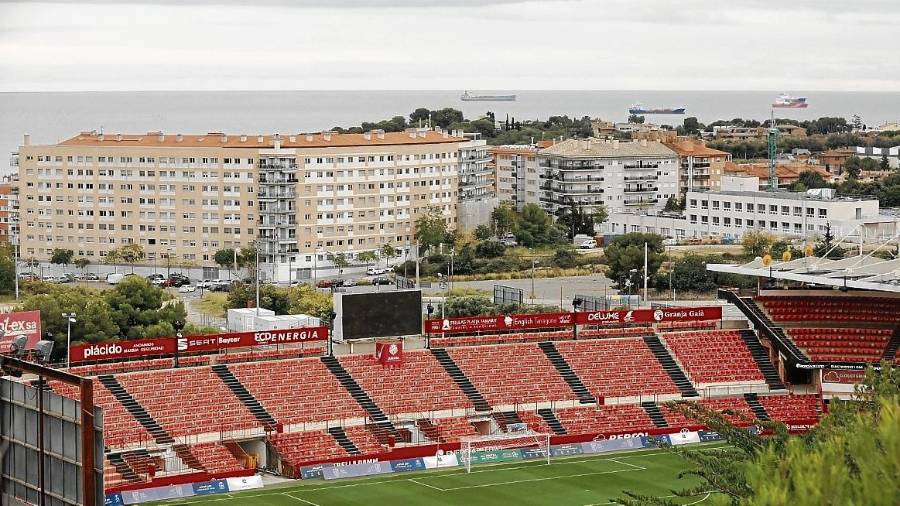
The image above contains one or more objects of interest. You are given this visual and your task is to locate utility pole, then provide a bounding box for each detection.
[255,242,260,316]
[415,240,420,288]
[13,235,19,300]
[643,242,649,306]
[767,110,778,192]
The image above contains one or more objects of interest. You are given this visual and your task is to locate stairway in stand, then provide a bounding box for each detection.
[416,419,444,442]
[881,327,900,362]
[492,411,523,432]
[536,408,567,435]
[640,402,669,427]
[430,348,492,412]
[738,330,786,390]
[641,336,699,397]
[98,375,175,444]
[173,444,205,471]
[538,341,595,404]
[327,426,361,455]
[743,393,771,421]
[321,356,398,443]
[211,364,278,431]
[107,452,141,483]
[741,297,809,362]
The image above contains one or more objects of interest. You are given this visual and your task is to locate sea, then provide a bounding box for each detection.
[1,90,899,175]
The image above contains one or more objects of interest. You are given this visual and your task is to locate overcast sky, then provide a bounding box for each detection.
[0,0,898,92]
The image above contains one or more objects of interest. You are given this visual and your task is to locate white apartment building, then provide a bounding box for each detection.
[537,139,678,216]
[489,145,540,211]
[604,176,899,242]
[456,134,497,231]
[16,128,467,280]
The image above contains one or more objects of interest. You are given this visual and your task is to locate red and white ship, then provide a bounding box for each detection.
[772,93,808,108]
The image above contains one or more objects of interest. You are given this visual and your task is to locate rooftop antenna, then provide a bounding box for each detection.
[767,110,778,192]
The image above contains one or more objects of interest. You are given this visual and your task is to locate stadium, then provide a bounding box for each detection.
[1,257,898,506]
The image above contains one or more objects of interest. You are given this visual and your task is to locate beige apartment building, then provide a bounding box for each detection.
[662,139,731,195]
[15,128,464,280]
[489,145,540,210]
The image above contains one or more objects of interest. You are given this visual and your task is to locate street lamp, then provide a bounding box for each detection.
[62,312,77,368]
[572,297,582,340]
[425,303,434,349]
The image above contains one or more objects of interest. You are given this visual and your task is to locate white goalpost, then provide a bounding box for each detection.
[459,431,552,473]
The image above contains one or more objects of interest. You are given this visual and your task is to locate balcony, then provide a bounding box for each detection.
[623,162,660,170]
[258,160,298,171]
[624,198,660,206]
[623,186,658,193]
[623,174,658,182]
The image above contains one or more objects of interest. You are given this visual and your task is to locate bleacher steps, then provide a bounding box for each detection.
[416,419,443,442]
[173,444,205,471]
[881,331,900,362]
[429,348,492,412]
[107,452,140,483]
[739,297,809,362]
[320,356,398,442]
[641,336,699,397]
[492,411,523,432]
[743,393,771,421]
[640,402,669,428]
[327,426,361,455]
[210,364,279,431]
[737,330,786,390]
[98,375,175,445]
[537,341,596,404]
[536,408,567,435]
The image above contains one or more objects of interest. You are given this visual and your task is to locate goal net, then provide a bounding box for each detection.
[459,431,552,473]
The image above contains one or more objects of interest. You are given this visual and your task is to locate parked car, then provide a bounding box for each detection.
[196,279,212,289]
[341,278,357,287]
[662,237,677,247]
[178,284,197,293]
[165,273,190,287]
[147,273,165,281]
[316,278,339,288]
[500,234,518,247]
[85,273,100,281]
[371,276,392,286]
[208,280,231,292]
[579,239,597,249]
[366,267,389,276]
[106,273,126,285]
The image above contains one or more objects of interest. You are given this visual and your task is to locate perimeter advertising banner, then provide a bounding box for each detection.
[0,310,42,353]
[425,306,721,334]
[69,326,328,362]
[424,312,574,334]
[575,306,722,325]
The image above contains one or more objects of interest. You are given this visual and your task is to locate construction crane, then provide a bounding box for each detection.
[767,111,778,191]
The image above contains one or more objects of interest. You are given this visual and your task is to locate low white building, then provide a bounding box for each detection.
[603,176,900,242]
[854,145,900,169]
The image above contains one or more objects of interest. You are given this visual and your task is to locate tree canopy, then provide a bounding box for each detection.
[415,206,449,252]
[603,233,665,289]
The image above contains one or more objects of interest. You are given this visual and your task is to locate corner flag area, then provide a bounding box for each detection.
[148,444,724,506]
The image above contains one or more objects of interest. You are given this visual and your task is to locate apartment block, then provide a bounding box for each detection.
[537,139,678,216]
[489,145,540,210]
[663,139,731,195]
[456,134,497,231]
[15,128,465,279]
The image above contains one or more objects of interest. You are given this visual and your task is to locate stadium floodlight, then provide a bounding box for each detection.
[11,335,28,358]
[459,431,551,473]
[62,312,76,368]
[33,340,55,364]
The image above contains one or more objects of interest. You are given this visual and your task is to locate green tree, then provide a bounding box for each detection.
[104,276,186,338]
[681,116,703,135]
[0,245,17,294]
[616,364,899,506]
[414,206,448,252]
[627,114,645,124]
[516,203,563,247]
[844,155,862,179]
[880,154,890,171]
[557,204,605,239]
[213,248,237,275]
[741,230,775,258]
[552,248,578,269]
[73,257,91,275]
[491,202,519,238]
[287,283,333,322]
[380,243,398,267]
[49,248,74,270]
[814,223,846,259]
[603,233,665,289]
[326,252,349,277]
[115,244,145,273]
[474,224,494,241]
[357,250,377,268]
[796,170,828,189]
[663,196,684,213]
[474,241,506,258]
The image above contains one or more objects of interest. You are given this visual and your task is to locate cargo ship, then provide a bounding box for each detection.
[628,103,686,115]
[460,91,516,102]
[772,93,808,108]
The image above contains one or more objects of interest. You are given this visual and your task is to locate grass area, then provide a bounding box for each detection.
[149,444,723,506]
[448,265,605,282]
[190,292,229,318]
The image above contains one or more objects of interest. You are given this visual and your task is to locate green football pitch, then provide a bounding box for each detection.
[148,443,725,506]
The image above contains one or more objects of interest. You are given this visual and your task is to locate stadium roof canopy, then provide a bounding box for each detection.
[707,254,900,293]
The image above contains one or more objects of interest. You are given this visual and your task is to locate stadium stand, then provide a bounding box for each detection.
[228,357,367,425]
[660,330,766,384]
[785,327,892,362]
[444,343,575,405]
[338,350,473,414]
[661,395,821,427]
[552,405,658,435]
[554,338,682,398]
[757,295,900,324]
[420,416,479,442]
